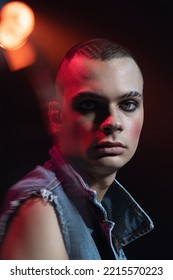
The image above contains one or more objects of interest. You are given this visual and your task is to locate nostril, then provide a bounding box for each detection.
[101,125,114,135]
[100,121,123,135]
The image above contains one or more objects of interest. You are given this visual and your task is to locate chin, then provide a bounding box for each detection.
[89,155,130,173]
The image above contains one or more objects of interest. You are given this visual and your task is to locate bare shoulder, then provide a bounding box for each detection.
[0,198,69,260]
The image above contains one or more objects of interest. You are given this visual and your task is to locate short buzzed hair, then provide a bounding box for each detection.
[62,38,134,62]
[55,38,138,102]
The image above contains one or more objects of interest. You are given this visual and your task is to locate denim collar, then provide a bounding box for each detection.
[102,180,154,249]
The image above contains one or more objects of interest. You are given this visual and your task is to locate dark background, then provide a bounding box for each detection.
[0,0,173,259]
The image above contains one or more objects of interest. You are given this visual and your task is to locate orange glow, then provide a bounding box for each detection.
[0,1,35,50]
[4,41,36,71]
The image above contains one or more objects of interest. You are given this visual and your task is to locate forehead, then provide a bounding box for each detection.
[59,55,143,100]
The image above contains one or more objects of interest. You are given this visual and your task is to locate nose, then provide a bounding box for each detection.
[100,115,123,135]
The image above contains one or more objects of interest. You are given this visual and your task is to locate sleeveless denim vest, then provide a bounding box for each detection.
[0,147,154,259]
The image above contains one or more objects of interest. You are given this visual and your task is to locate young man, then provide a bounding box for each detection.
[0,38,154,259]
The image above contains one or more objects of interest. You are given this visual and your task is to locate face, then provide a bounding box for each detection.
[57,55,144,176]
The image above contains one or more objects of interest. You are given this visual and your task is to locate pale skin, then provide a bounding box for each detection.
[0,56,144,259]
[58,56,144,199]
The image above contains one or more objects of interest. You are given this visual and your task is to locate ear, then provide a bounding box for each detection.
[48,101,62,141]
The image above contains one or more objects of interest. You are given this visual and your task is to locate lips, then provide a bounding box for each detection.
[95,141,126,149]
[93,141,126,156]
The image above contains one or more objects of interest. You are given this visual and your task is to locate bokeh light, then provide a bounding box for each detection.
[0,1,35,50]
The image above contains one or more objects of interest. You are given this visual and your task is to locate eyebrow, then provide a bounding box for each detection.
[71,92,104,100]
[121,91,143,99]
[71,90,143,101]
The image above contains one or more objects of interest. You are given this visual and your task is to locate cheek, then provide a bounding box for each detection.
[128,118,143,144]
[63,113,95,145]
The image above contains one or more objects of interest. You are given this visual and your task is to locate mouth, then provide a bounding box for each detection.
[96,141,126,148]
[93,141,126,156]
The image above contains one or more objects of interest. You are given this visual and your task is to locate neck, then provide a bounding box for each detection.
[69,158,117,201]
[89,174,116,201]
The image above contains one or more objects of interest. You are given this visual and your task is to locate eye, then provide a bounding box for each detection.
[119,99,139,112]
[76,100,97,113]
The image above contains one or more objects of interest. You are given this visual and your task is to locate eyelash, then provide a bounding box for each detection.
[119,99,139,112]
[75,100,97,113]
[75,99,139,114]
